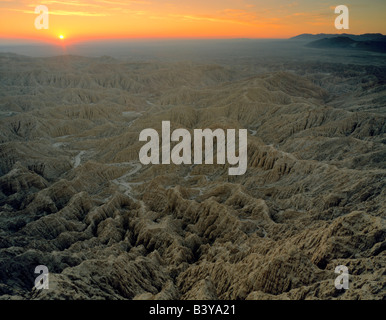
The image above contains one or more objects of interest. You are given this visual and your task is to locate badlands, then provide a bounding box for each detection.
[0,41,385,299]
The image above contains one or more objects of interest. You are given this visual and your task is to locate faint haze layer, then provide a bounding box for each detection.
[0,39,386,67]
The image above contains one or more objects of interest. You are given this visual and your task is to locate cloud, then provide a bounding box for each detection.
[38,1,103,8]
[220,8,258,21]
[166,7,264,26]
[8,8,109,16]
[95,0,151,5]
[282,1,299,8]
[170,10,280,28]
[50,9,109,16]
[292,12,307,16]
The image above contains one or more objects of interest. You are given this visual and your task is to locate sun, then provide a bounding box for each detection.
[59,35,64,40]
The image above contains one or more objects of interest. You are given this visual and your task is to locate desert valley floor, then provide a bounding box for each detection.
[0,44,385,299]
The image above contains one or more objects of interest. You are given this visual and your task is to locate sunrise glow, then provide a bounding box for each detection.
[0,0,385,43]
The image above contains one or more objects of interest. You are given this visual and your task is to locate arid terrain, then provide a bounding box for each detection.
[0,42,385,300]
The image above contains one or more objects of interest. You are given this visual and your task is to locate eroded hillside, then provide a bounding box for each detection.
[0,53,385,300]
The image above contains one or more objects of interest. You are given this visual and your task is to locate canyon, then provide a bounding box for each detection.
[0,42,384,300]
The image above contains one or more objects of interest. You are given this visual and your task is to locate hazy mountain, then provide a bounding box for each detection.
[306,36,386,53]
[290,33,386,42]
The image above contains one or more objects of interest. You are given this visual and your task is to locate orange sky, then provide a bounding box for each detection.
[0,0,385,43]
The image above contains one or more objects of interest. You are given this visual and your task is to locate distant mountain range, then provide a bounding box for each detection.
[290,33,386,53]
[290,33,386,42]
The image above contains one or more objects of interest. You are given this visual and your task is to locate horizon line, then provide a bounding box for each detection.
[0,32,384,46]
